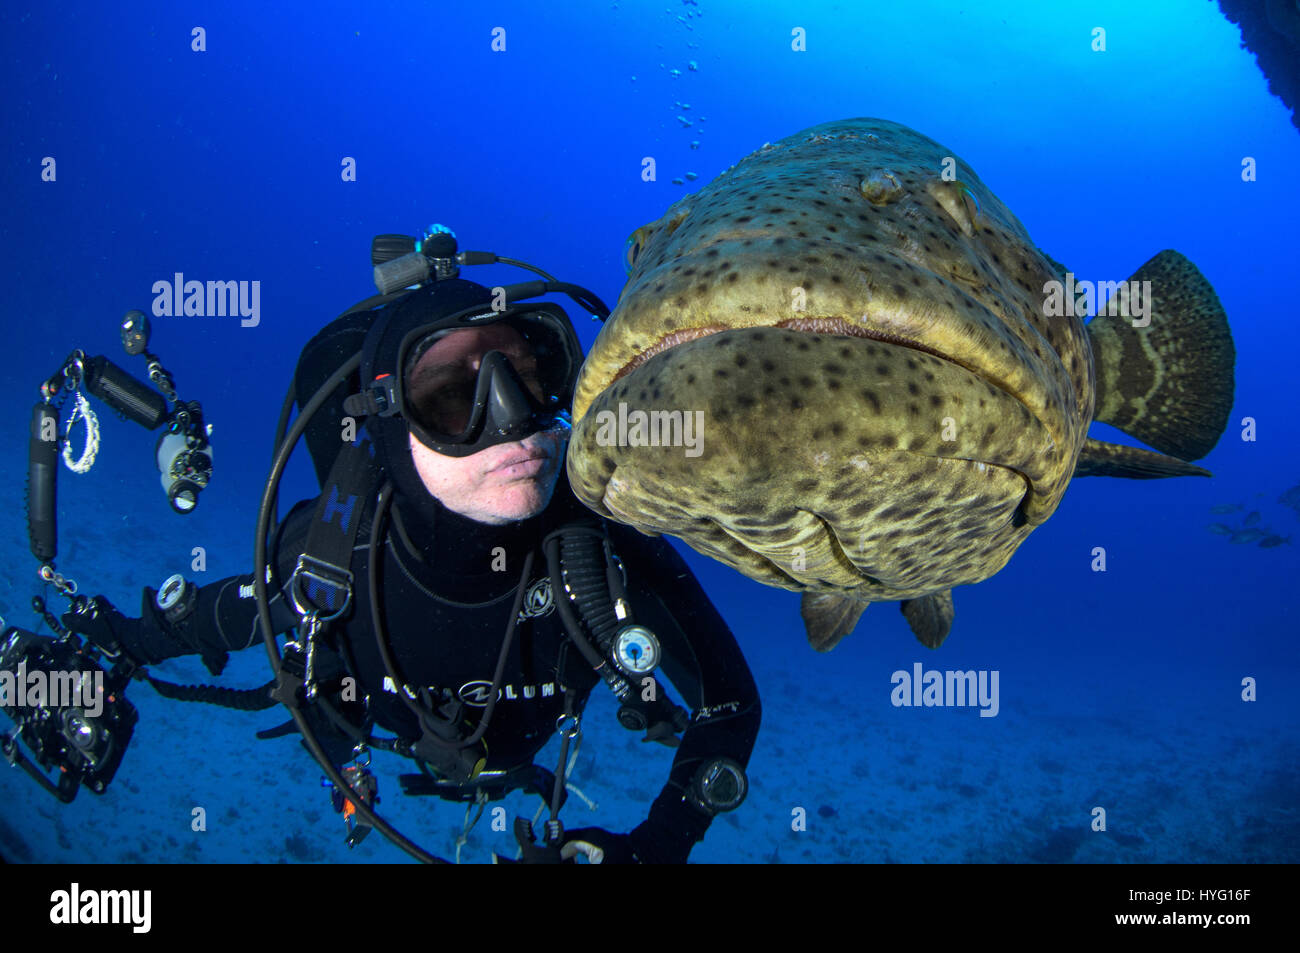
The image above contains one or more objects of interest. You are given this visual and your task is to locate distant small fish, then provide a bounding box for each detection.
[1279,485,1300,512]
[1229,529,1268,544]
[1258,535,1292,548]
[1209,503,1243,514]
[1206,523,1235,536]
[1243,511,1261,527]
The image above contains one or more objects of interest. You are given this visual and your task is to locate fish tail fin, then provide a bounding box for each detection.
[1087,250,1235,462]
[800,592,868,652]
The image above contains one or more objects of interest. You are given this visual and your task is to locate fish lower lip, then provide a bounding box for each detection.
[615,318,994,393]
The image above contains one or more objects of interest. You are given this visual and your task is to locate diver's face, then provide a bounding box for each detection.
[406,323,568,524]
[408,426,567,525]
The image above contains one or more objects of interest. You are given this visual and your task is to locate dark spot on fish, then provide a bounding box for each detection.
[876,364,890,376]
[907,382,920,396]
[861,389,881,413]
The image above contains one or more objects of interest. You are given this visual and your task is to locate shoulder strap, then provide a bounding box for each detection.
[293,433,384,619]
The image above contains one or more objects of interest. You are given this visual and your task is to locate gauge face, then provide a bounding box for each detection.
[614,625,660,674]
[697,759,748,812]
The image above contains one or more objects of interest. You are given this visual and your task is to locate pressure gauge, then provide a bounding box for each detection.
[612,625,660,675]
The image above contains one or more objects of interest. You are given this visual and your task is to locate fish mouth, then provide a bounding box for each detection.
[608,314,982,384]
[584,315,1059,524]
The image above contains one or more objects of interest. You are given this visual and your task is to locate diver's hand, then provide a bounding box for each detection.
[60,595,134,658]
[561,827,640,864]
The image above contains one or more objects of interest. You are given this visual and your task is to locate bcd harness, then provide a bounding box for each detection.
[261,431,690,842]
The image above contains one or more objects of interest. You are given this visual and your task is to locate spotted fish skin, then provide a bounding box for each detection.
[566,118,1234,650]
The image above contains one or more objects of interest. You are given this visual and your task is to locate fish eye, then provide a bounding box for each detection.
[925,179,980,237]
[624,224,655,275]
[624,235,642,275]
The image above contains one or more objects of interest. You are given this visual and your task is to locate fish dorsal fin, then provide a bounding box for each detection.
[899,590,955,649]
[1086,250,1235,462]
[1073,438,1211,479]
[800,592,868,652]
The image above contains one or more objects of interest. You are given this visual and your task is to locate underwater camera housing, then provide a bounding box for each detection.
[0,622,138,803]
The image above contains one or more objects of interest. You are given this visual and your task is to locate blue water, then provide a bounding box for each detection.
[1,0,1296,864]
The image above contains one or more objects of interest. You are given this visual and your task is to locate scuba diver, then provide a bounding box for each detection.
[52,228,762,863]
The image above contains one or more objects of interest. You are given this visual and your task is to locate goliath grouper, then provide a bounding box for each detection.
[566,118,1235,651]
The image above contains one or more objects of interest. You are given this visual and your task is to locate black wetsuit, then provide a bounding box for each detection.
[118,474,762,862]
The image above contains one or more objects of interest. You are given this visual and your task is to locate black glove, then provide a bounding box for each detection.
[60,595,140,660]
[561,827,641,864]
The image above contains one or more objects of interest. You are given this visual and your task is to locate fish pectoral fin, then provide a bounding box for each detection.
[800,592,869,652]
[899,590,955,649]
[1073,438,1211,479]
[1086,249,1235,462]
